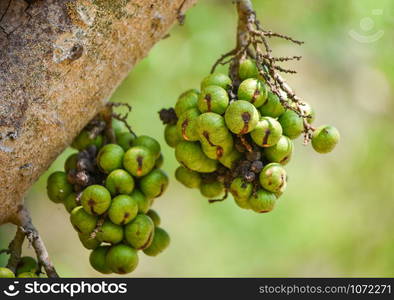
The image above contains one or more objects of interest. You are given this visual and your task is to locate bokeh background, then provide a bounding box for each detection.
[1,0,393,277]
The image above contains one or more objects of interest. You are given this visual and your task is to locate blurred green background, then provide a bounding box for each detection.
[1,0,393,277]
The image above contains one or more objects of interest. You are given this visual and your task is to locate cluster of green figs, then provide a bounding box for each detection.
[163,59,340,213]
[46,118,170,275]
[0,257,42,278]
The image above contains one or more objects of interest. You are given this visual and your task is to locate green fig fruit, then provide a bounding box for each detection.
[106,244,139,274]
[219,149,242,169]
[71,130,103,151]
[197,112,232,145]
[105,169,135,196]
[146,209,161,227]
[164,124,182,148]
[143,227,170,257]
[97,144,125,173]
[70,206,98,234]
[16,256,38,276]
[64,192,78,213]
[200,135,233,160]
[124,214,154,250]
[140,169,169,199]
[248,189,277,213]
[201,73,232,90]
[238,78,268,108]
[230,177,252,209]
[224,100,259,134]
[278,110,304,139]
[239,58,260,80]
[117,132,135,151]
[264,135,293,165]
[123,146,156,177]
[200,181,224,198]
[259,91,286,118]
[89,245,112,274]
[175,141,218,173]
[259,163,287,193]
[64,153,78,173]
[0,267,15,278]
[175,89,199,118]
[175,166,201,188]
[198,85,229,114]
[311,125,340,154]
[176,108,200,142]
[78,232,100,250]
[96,220,124,244]
[81,185,111,215]
[251,117,283,147]
[47,171,73,203]
[132,135,161,159]
[108,194,138,225]
[130,189,151,214]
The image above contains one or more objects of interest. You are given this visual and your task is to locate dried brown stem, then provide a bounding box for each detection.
[5,227,25,273]
[16,206,59,278]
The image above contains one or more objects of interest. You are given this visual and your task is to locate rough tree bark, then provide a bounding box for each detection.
[0,0,196,225]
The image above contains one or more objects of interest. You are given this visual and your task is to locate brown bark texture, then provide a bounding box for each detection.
[0,0,196,225]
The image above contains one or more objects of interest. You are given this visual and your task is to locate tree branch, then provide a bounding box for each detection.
[5,227,25,273]
[15,206,59,278]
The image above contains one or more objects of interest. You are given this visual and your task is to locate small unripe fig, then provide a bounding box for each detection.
[251,117,283,147]
[140,169,169,199]
[123,146,156,177]
[89,246,112,274]
[96,220,124,244]
[16,256,38,276]
[200,181,224,198]
[117,132,135,151]
[130,190,151,214]
[175,89,199,118]
[17,272,38,278]
[81,185,111,215]
[198,85,229,114]
[264,135,293,165]
[78,232,100,250]
[176,108,200,142]
[105,169,135,196]
[0,267,15,278]
[97,144,125,173]
[155,153,164,168]
[224,100,259,134]
[175,141,218,173]
[197,112,231,145]
[238,78,268,108]
[64,192,78,213]
[259,163,287,193]
[200,73,232,90]
[311,125,340,153]
[278,110,304,139]
[248,189,277,213]
[132,135,161,159]
[47,171,73,203]
[72,130,103,151]
[175,166,201,188]
[106,244,139,274]
[230,177,253,204]
[108,194,138,225]
[259,91,285,118]
[112,119,128,139]
[124,214,154,250]
[219,149,242,169]
[70,206,98,234]
[146,209,161,227]
[239,58,259,80]
[64,153,78,172]
[200,135,233,160]
[143,227,170,257]
[164,124,182,148]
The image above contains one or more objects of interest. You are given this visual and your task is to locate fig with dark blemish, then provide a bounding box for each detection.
[140,169,169,199]
[248,189,277,213]
[198,85,229,114]
[251,116,282,147]
[124,214,154,250]
[264,135,294,165]
[123,145,156,177]
[259,163,287,194]
[224,100,259,134]
[80,185,111,215]
[238,78,268,108]
[108,194,138,225]
[105,244,139,274]
[105,169,135,196]
[176,108,200,141]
